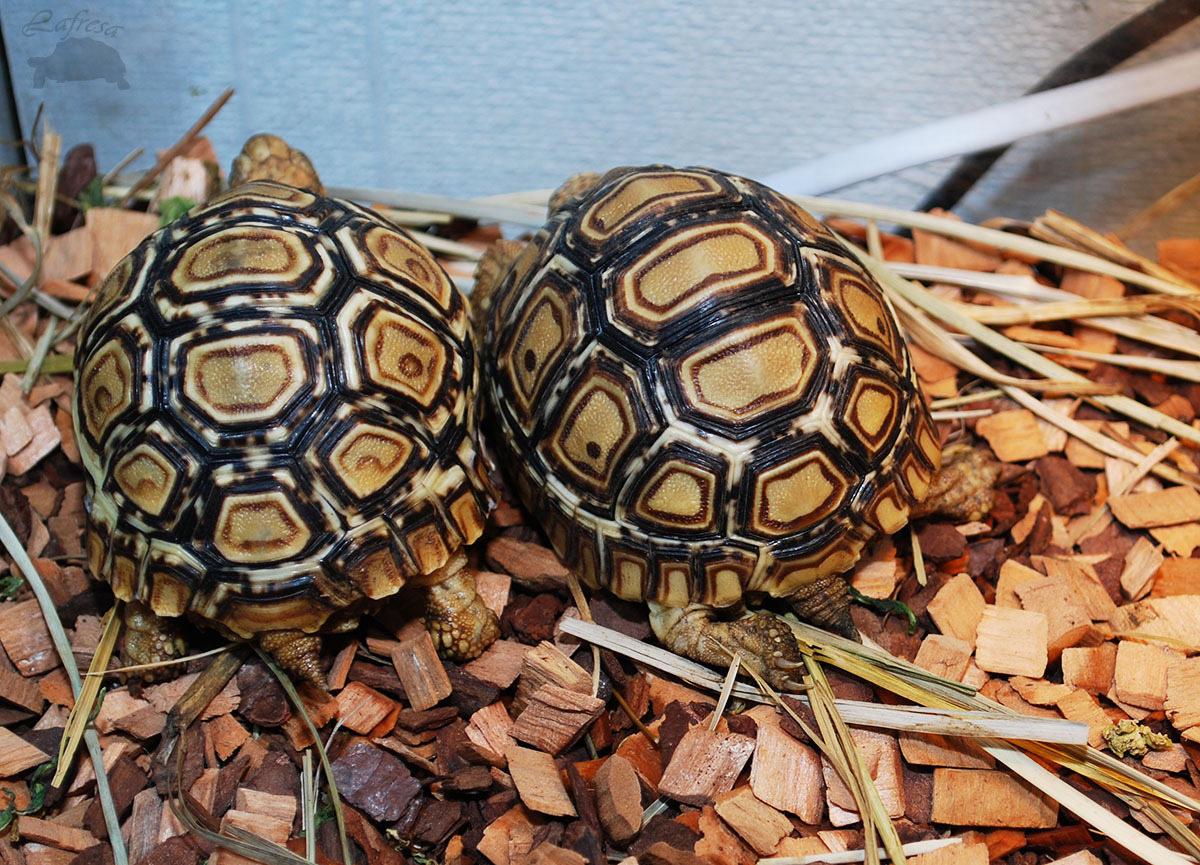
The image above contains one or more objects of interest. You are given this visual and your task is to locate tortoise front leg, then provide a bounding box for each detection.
[647,602,806,691]
[423,549,499,662]
[122,600,187,682]
[258,630,325,690]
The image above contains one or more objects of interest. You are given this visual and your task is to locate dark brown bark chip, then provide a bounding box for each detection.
[916,523,967,561]
[504,592,566,644]
[245,749,300,798]
[630,813,700,859]
[589,595,654,641]
[725,713,757,738]
[442,661,498,717]
[330,742,420,824]
[412,799,466,847]
[563,821,605,865]
[1035,456,1096,516]
[396,705,459,731]
[236,659,291,726]
[138,836,199,865]
[68,845,113,865]
[83,754,148,837]
[211,752,253,819]
[658,701,707,767]
[441,765,494,796]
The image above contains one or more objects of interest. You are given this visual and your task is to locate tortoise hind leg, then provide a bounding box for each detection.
[123,601,188,682]
[258,630,326,691]
[647,602,806,691]
[424,550,499,662]
[786,574,859,641]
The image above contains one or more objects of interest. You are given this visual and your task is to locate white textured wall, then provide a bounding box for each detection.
[3,1,1200,245]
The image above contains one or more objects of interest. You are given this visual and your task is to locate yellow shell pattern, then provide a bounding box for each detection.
[484,166,939,610]
[75,182,493,638]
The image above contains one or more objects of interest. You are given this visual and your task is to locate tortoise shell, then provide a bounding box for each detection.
[482,166,940,610]
[74,181,492,639]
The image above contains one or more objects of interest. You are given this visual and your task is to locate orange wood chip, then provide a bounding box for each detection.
[975,410,1049,463]
[930,769,1058,828]
[1108,486,1200,529]
[974,607,1048,678]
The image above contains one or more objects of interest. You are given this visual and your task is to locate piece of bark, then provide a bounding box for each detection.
[83,753,148,838]
[594,754,642,845]
[1053,689,1111,749]
[1119,537,1165,601]
[931,769,1058,828]
[1165,655,1200,732]
[973,606,1048,678]
[127,789,163,865]
[0,598,59,676]
[329,741,420,823]
[443,661,501,716]
[913,221,1002,272]
[975,410,1049,462]
[1110,596,1200,644]
[335,680,398,735]
[212,809,291,865]
[0,649,46,712]
[1013,576,1091,660]
[513,642,592,714]
[524,843,587,865]
[1153,557,1200,597]
[693,807,756,865]
[391,631,452,711]
[657,727,755,806]
[1060,644,1117,695]
[748,723,824,823]
[0,725,50,776]
[912,634,973,682]
[466,702,516,766]
[899,732,995,770]
[926,574,986,647]
[822,729,905,826]
[463,639,531,690]
[994,560,1044,609]
[1035,555,1117,620]
[1149,524,1200,557]
[203,713,250,762]
[614,728,664,790]
[235,788,297,827]
[1142,743,1189,773]
[1109,486,1200,529]
[510,685,605,755]
[1008,676,1073,706]
[143,672,240,718]
[16,817,99,853]
[506,744,576,818]
[486,536,570,591]
[477,803,541,865]
[910,841,990,865]
[1113,640,1178,711]
[713,786,793,856]
[9,405,61,475]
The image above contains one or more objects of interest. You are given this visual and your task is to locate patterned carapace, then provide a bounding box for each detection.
[74,181,493,639]
[483,166,940,610]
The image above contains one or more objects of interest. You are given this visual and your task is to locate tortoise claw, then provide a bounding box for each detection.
[780,679,809,693]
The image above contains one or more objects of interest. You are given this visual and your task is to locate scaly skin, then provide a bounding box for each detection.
[786,573,859,641]
[648,603,807,691]
[258,630,326,690]
[424,551,499,662]
[122,601,188,681]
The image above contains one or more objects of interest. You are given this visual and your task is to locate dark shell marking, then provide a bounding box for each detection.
[75,181,493,638]
[483,166,940,610]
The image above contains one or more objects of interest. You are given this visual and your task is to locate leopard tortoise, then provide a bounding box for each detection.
[74,178,498,685]
[476,165,943,687]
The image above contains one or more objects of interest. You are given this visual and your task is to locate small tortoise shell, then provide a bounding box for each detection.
[483,166,940,609]
[74,181,492,638]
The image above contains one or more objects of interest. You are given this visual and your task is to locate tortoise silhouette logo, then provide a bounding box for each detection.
[28,36,129,89]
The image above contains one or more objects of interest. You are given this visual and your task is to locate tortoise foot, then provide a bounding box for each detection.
[912,442,999,522]
[787,574,859,641]
[259,630,325,690]
[425,556,499,662]
[647,602,807,691]
[122,601,188,682]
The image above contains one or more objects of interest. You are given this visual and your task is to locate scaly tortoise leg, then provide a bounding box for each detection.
[258,630,326,690]
[786,573,859,641]
[122,600,187,682]
[423,549,499,662]
[648,601,807,691]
